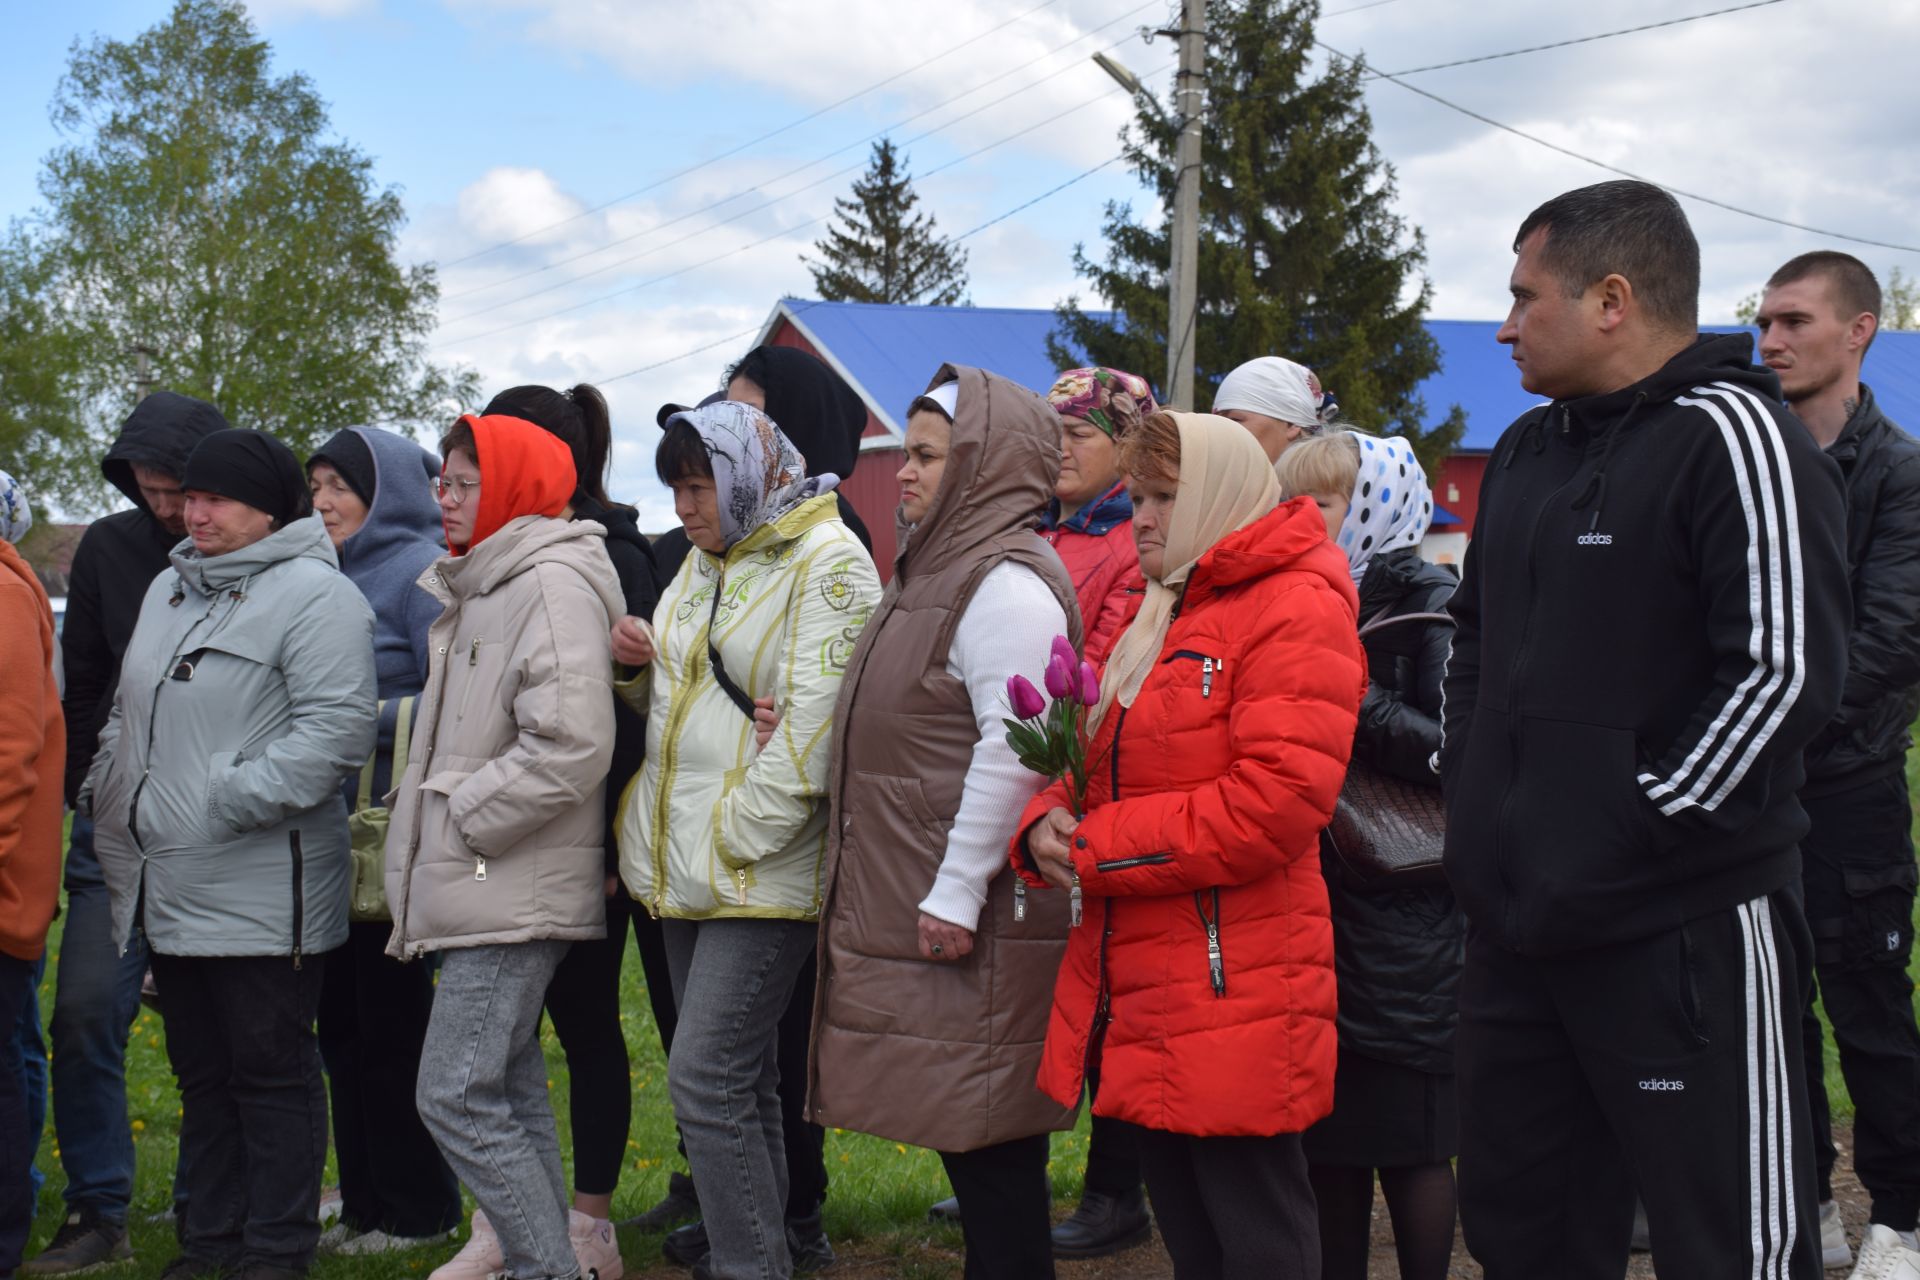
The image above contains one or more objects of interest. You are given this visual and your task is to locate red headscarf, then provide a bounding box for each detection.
[446,413,576,555]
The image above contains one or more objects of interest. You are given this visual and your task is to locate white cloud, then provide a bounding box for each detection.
[245,0,378,19]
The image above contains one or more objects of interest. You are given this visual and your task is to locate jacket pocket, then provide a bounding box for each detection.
[1502,717,1663,901]
[416,769,482,877]
[1161,649,1226,699]
[838,771,947,961]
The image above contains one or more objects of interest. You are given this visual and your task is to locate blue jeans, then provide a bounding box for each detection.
[47,816,150,1221]
[11,954,47,1201]
[663,917,817,1280]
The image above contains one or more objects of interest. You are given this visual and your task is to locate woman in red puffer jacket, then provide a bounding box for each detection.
[1015,410,1365,1280]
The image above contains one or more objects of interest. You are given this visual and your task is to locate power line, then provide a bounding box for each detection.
[1372,0,1785,77]
[1324,0,1411,14]
[599,155,1129,388]
[439,0,1063,268]
[1325,42,1920,255]
[441,0,1162,306]
[950,153,1126,241]
[442,35,1160,326]
[437,72,1161,348]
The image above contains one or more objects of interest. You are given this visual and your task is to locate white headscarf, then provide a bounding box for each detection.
[1090,413,1279,734]
[1213,357,1338,432]
[0,469,32,544]
[1335,434,1433,585]
[665,401,839,550]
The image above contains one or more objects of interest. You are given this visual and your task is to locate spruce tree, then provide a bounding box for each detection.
[808,139,970,307]
[1051,0,1463,476]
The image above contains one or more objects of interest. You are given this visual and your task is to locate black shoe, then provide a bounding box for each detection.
[1051,1187,1152,1259]
[786,1209,835,1274]
[926,1195,961,1224]
[156,1259,225,1280]
[621,1171,701,1234]
[661,1219,709,1268]
[23,1207,134,1275]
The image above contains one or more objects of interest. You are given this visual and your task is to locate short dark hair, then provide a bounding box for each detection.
[1514,180,1699,334]
[654,420,715,486]
[439,419,477,463]
[1766,250,1882,322]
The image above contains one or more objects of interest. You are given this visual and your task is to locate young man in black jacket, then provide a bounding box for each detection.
[25,392,226,1276]
[1441,180,1850,1280]
[1757,251,1920,1277]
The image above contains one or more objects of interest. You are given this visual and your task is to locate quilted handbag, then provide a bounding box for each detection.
[1324,612,1453,888]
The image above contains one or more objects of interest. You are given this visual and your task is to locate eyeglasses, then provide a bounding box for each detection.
[436,477,481,506]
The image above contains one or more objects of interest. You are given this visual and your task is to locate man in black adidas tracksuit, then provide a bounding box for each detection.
[1441,180,1849,1280]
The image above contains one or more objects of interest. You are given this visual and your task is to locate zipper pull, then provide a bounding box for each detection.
[1202,657,1215,698]
[1014,878,1027,922]
[1205,920,1225,996]
[736,868,749,906]
[474,856,487,882]
[293,944,302,971]
[468,637,482,666]
[1069,872,1083,928]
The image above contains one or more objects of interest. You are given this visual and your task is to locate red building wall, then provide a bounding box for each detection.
[1435,452,1489,535]
[764,319,905,577]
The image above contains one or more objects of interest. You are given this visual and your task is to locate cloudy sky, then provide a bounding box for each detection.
[5,0,1917,525]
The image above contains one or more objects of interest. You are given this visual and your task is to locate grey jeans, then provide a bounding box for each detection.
[664,917,817,1280]
[417,941,577,1280]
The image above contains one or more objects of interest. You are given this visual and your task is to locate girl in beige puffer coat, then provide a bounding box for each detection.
[384,413,621,1280]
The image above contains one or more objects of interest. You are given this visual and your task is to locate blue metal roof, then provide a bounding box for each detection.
[767,299,1920,452]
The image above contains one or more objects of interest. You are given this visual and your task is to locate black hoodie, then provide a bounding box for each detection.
[61,392,229,805]
[572,493,660,872]
[1440,333,1849,954]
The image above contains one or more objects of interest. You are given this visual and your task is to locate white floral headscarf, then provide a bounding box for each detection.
[0,469,32,544]
[1335,434,1433,584]
[666,401,839,550]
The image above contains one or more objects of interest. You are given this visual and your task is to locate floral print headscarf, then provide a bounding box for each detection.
[665,401,840,550]
[1046,367,1158,438]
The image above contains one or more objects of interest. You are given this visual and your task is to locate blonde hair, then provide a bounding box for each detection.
[1273,430,1361,501]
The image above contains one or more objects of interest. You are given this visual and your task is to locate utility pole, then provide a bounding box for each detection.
[1164,0,1206,410]
[129,344,159,401]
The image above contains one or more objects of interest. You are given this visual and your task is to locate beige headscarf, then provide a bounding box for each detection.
[1089,413,1280,734]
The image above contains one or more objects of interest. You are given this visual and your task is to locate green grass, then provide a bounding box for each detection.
[24,914,1091,1277]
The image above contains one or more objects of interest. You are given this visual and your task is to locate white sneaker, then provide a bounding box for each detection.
[316,1221,355,1254]
[429,1210,506,1280]
[318,1186,344,1226]
[1848,1224,1920,1280]
[1825,1201,1855,1270]
[338,1227,460,1256]
[569,1211,624,1280]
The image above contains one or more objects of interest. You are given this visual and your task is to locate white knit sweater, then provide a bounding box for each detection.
[918,561,1070,932]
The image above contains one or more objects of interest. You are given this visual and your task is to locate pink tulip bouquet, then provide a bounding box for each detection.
[1003,634,1099,926]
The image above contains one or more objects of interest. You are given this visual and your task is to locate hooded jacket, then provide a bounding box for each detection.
[809,365,1083,1154]
[1013,497,1364,1138]
[384,417,622,958]
[82,515,378,958]
[617,494,877,920]
[1441,333,1849,955]
[62,392,228,805]
[1041,479,1143,667]
[1323,548,1465,1074]
[1801,384,1920,793]
[572,493,661,870]
[329,427,445,699]
[0,537,64,961]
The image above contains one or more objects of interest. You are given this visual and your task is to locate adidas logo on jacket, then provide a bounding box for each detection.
[1439,332,1849,953]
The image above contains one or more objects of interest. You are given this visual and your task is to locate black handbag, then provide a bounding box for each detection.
[1324,611,1454,888]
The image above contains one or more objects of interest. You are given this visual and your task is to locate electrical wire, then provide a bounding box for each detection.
[440,0,1162,305]
[598,154,1129,387]
[439,0,1064,268]
[1372,0,1785,77]
[437,72,1163,348]
[1324,42,1920,255]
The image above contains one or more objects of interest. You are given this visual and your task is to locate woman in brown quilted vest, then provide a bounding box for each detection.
[809,365,1083,1280]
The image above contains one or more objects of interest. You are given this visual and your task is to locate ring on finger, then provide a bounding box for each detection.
[931,943,944,956]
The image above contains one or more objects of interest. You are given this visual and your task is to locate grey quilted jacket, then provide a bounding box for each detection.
[83,515,377,959]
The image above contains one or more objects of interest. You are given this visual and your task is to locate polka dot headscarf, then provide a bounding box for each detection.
[1335,434,1433,585]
